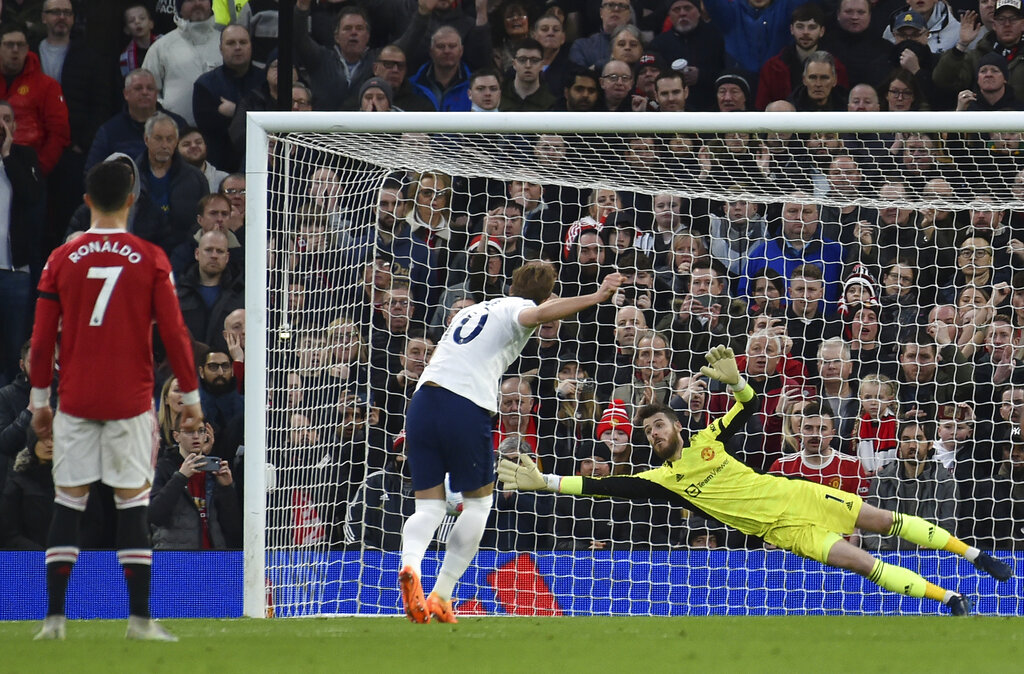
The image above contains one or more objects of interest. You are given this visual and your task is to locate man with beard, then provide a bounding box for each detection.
[648,0,725,111]
[177,127,227,192]
[560,69,601,112]
[197,351,243,443]
[499,345,1013,616]
[757,4,848,110]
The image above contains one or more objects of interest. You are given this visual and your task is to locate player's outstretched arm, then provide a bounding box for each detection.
[699,345,746,390]
[517,273,624,328]
[699,346,756,441]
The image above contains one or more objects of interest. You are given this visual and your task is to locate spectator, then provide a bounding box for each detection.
[648,0,726,111]
[594,58,636,111]
[816,336,861,449]
[86,69,188,173]
[901,324,973,408]
[192,25,263,172]
[177,228,244,348]
[708,195,767,276]
[219,173,246,242]
[157,376,185,455]
[467,67,502,111]
[0,426,53,549]
[933,0,1024,97]
[854,373,900,475]
[168,193,240,278]
[382,334,435,436]
[821,0,890,93]
[702,0,814,74]
[0,340,36,494]
[408,26,473,112]
[933,401,979,474]
[670,373,713,437]
[500,38,556,111]
[863,418,959,550]
[608,23,644,69]
[370,283,415,390]
[394,0,491,73]
[612,330,673,424]
[560,67,601,112]
[847,83,881,110]
[357,77,393,111]
[553,440,614,550]
[843,301,900,381]
[0,101,43,382]
[489,1,531,72]
[137,112,210,255]
[149,419,242,549]
[119,4,159,79]
[882,0,961,54]
[178,126,227,192]
[881,67,925,111]
[196,350,243,442]
[788,50,847,111]
[141,0,220,126]
[715,71,752,111]
[956,52,1022,110]
[492,375,539,455]
[531,9,571,99]
[595,398,635,475]
[741,195,845,309]
[292,1,372,111]
[782,263,842,365]
[653,68,688,112]
[595,305,647,398]
[769,400,869,497]
[493,434,555,551]
[938,235,1007,305]
[659,255,738,374]
[0,22,69,176]
[569,0,632,69]
[879,257,925,334]
[756,4,849,110]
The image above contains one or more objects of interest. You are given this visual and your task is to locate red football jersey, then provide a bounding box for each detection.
[29,230,199,420]
[769,451,869,497]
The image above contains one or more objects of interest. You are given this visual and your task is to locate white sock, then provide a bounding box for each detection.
[431,495,491,601]
[401,499,447,575]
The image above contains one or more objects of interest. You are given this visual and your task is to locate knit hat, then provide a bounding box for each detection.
[839,263,879,316]
[467,234,503,255]
[715,70,751,101]
[359,77,394,107]
[977,52,1010,82]
[596,399,632,440]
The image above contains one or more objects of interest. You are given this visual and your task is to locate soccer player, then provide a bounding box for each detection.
[29,161,204,640]
[499,345,1014,616]
[399,260,622,624]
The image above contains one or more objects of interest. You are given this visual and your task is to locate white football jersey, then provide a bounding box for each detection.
[418,296,536,414]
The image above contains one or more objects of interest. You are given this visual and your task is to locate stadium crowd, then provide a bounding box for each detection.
[0,0,1023,555]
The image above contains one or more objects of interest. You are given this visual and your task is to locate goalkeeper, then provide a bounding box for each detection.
[498,346,1014,615]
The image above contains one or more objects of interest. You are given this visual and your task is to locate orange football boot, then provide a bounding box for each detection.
[426,592,458,624]
[399,566,430,624]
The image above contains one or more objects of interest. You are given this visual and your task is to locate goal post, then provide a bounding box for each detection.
[244,111,1024,619]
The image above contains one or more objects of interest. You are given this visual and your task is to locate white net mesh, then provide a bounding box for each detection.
[252,113,1024,617]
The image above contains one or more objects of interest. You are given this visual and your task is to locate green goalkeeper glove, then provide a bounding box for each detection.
[497,454,548,491]
[700,345,743,387]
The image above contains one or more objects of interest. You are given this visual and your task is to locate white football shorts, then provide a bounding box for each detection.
[53,409,157,489]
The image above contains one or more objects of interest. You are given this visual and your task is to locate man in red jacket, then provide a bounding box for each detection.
[0,23,69,175]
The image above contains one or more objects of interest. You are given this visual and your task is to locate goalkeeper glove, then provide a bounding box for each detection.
[497,454,549,491]
[700,345,745,389]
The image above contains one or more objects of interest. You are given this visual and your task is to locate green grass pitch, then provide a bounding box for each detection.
[3,616,1023,673]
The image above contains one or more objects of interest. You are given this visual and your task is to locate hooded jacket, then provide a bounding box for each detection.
[140,13,222,125]
[0,51,69,175]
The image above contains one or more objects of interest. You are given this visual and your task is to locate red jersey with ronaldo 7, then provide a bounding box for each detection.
[29,229,199,420]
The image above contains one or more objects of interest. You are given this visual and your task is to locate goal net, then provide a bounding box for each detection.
[244,111,1024,618]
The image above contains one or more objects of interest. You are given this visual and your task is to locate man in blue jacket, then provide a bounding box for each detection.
[409,26,471,112]
[702,0,826,74]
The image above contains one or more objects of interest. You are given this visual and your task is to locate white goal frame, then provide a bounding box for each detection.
[243,110,1024,618]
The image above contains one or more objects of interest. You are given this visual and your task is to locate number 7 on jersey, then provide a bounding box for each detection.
[86,266,123,326]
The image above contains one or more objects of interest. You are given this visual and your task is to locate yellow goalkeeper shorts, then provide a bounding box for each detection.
[762,480,863,564]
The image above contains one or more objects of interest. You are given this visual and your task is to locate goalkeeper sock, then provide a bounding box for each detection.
[888,513,952,550]
[400,498,447,576]
[867,559,948,600]
[115,491,153,619]
[432,496,491,602]
[45,492,88,616]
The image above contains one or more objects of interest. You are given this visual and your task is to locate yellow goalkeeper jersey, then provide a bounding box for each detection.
[570,386,801,538]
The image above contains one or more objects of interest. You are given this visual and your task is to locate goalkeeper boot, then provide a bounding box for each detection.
[426,592,458,624]
[399,566,430,624]
[125,615,178,642]
[948,594,971,617]
[973,552,1014,581]
[33,615,66,640]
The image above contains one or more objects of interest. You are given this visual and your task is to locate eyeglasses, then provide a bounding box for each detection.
[885,271,914,283]
[993,14,1023,25]
[958,248,992,259]
[43,8,73,16]
[505,13,528,20]
[888,88,912,98]
[601,74,633,83]
[222,188,245,195]
[515,55,543,66]
[177,429,208,437]
[602,2,631,10]
[205,361,233,371]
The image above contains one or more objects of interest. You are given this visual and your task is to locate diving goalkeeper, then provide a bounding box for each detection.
[498,346,1014,615]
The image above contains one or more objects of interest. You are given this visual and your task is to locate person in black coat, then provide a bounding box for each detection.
[0,427,53,549]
